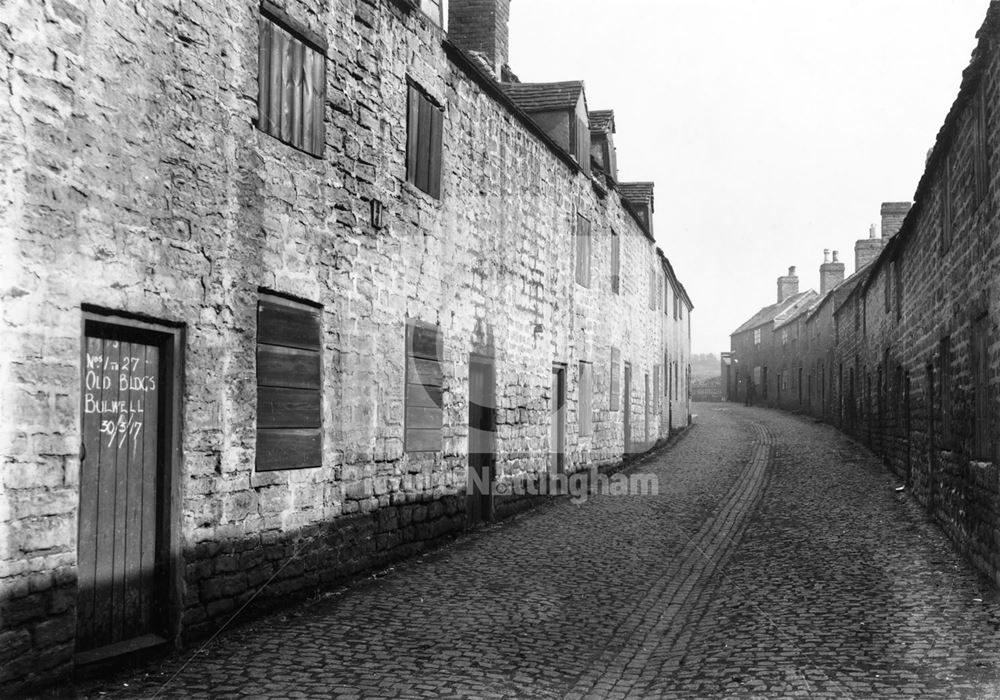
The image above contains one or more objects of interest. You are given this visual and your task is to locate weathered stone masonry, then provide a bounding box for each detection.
[730,3,1000,591]
[0,0,693,691]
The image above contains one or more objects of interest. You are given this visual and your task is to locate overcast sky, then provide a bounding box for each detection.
[502,0,990,355]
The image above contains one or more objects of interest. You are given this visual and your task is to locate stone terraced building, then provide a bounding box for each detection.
[729,1,1000,592]
[0,0,694,691]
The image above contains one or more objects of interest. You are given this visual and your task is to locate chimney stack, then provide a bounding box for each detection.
[820,248,845,296]
[448,0,511,80]
[855,224,883,271]
[777,266,799,303]
[880,201,911,241]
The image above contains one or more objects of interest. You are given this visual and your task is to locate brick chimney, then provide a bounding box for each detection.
[855,224,883,272]
[820,249,845,296]
[448,0,511,80]
[777,266,799,303]
[880,201,911,241]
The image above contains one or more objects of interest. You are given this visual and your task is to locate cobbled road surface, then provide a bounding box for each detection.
[74,404,1000,699]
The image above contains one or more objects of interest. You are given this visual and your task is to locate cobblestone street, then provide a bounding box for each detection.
[76,404,1000,698]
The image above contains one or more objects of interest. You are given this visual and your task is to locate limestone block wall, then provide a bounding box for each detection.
[0,0,693,691]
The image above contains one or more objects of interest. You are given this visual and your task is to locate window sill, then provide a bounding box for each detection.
[402,179,444,207]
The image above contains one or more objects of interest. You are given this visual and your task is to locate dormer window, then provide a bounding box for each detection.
[500,81,592,178]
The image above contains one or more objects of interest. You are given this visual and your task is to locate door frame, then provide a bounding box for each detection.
[467,354,496,527]
[623,362,632,455]
[78,307,184,661]
[550,364,566,475]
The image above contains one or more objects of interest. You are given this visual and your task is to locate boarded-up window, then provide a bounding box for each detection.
[256,294,322,471]
[406,320,443,452]
[975,92,989,204]
[653,364,661,414]
[973,315,992,460]
[648,269,656,310]
[579,362,593,436]
[610,229,620,294]
[407,83,444,198]
[941,336,952,448]
[610,347,621,411]
[575,214,591,287]
[257,6,326,157]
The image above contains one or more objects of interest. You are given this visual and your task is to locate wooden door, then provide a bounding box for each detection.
[468,356,495,526]
[78,321,170,656]
[549,366,565,474]
[623,363,632,454]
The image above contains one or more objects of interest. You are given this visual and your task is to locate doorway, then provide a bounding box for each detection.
[77,314,180,661]
[550,365,566,474]
[623,362,632,454]
[468,355,496,526]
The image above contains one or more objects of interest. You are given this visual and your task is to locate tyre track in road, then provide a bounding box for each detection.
[568,421,775,698]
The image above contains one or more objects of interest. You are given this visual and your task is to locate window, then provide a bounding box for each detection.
[664,277,670,313]
[257,5,327,157]
[256,293,322,471]
[657,275,664,311]
[974,91,989,204]
[610,229,620,294]
[648,269,656,310]
[578,362,593,436]
[653,364,661,414]
[418,0,443,26]
[753,328,761,346]
[575,214,592,287]
[405,320,444,452]
[610,347,621,411]
[972,315,992,460]
[782,329,788,346]
[406,83,444,198]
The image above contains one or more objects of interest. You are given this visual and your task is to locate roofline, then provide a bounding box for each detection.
[657,248,694,310]
[443,41,582,175]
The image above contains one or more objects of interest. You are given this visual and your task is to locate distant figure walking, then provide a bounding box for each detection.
[745,377,755,407]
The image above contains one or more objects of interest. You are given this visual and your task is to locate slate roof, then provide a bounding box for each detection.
[731,290,816,336]
[499,81,584,112]
[619,182,654,207]
[589,110,615,133]
[774,290,821,330]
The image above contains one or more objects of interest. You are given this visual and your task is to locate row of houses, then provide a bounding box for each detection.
[727,1,1000,589]
[0,0,693,691]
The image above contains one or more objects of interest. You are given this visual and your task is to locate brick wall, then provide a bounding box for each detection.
[0,0,693,691]
[738,3,1000,592]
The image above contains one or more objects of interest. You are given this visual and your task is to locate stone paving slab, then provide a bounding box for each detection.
[67,404,1000,698]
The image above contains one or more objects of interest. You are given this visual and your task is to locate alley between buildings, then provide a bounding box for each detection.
[76,405,1000,699]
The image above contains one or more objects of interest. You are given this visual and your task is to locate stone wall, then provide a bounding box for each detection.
[0,0,693,691]
[741,3,1000,590]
